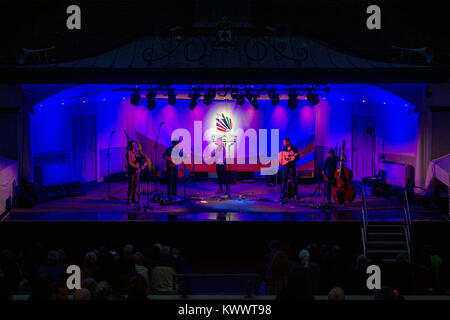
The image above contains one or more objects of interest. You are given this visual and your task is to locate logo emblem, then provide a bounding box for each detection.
[216,113,232,133]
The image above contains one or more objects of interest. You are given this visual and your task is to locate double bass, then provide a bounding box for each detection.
[332,140,356,204]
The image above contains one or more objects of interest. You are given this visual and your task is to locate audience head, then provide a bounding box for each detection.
[73,288,92,301]
[81,278,97,295]
[95,281,112,300]
[171,248,180,259]
[51,282,69,301]
[84,251,97,266]
[123,244,134,259]
[298,249,310,267]
[47,250,60,266]
[132,252,144,265]
[328,287,345,300]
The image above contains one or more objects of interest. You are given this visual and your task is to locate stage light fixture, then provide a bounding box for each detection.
[231,90,245,106]
[244,89,259,110]
[146,89,157,110]
[306,90,319,106]
[288,89,298,110]
[203,88,216,106]
[130,89,141,106]
[167,88,176,106]
[268,89,279,106]
[188,88,200,110]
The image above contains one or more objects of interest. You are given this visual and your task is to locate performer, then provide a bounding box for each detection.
[162,139,182,198]
[280,137,300,199]
[322,149,346,202]
[210,136,230,196]
[126,140,147,204]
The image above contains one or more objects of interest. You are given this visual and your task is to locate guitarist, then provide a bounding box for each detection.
[162,139,182,197]
[280,137,300,199]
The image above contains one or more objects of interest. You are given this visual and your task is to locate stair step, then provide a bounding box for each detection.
[382,258,397,263]
[367,241,406,245]
[367,249,407,256]
[367,232,405,237]
[367,223,404,227]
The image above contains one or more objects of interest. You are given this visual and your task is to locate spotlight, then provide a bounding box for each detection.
[130,89,140,106]
[288,89,298,110]
[203,88,216,106]
[306,90,319,106]
[188,88,200,110]
[146,89,157,110]
[231,90,245,106]
[245,89,259,110]
[167,88,176,106]
[268,88,279,106]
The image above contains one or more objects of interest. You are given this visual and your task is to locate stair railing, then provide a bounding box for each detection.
[403,189,412,259]
[360,186,368,257]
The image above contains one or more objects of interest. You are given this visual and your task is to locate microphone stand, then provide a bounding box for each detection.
[152,122,163,193]
[105,131,120,201]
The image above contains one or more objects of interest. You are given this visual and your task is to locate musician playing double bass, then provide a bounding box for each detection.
[280,137,300,199]
[322,149,346,202]
[162,139,182,198]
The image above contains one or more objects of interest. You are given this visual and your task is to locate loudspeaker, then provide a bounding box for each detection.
[44,185,67,199]
[63,182,86,197]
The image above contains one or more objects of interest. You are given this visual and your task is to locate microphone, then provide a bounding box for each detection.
[110,130,115,135]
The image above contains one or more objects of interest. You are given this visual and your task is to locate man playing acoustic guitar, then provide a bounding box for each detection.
[279,137,300,200]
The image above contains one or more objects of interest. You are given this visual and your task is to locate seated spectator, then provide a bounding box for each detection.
[151,265,177,295]
[328,287,345,300]
[133,252,149,289]
[290,249,320,295]
[127,274,148,300]
[51,282,69,300]
[266,251,290,295]
[73,288,92,300]
[36,250,65,284]
[276,269,314,300]
[81,251,101,280]
[29,273,53,300]
[171,248,192,274]
[81,278,97,297]
[95,281,112,300]
[0,273,12,300]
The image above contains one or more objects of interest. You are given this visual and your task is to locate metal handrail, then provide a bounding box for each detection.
[403,189,412,259]
[360,186,368,256]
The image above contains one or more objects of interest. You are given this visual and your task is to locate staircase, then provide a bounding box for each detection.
[360,188,412,263]
[366,220,408,263]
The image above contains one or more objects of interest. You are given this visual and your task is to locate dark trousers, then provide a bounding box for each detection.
[216,164,230,193]
[167,165,178,196]
[281,166,297,196]
[326,177,336,201]
[127,171,139,202]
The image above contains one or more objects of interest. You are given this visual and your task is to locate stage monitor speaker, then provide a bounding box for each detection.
[63,182,87,197]
[28,184,54,203]
[44,184,67,199]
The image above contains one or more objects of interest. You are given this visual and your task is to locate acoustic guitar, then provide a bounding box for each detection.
[278,148,300,166]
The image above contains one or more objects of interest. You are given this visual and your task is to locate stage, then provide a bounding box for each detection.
[3,180,447,222]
